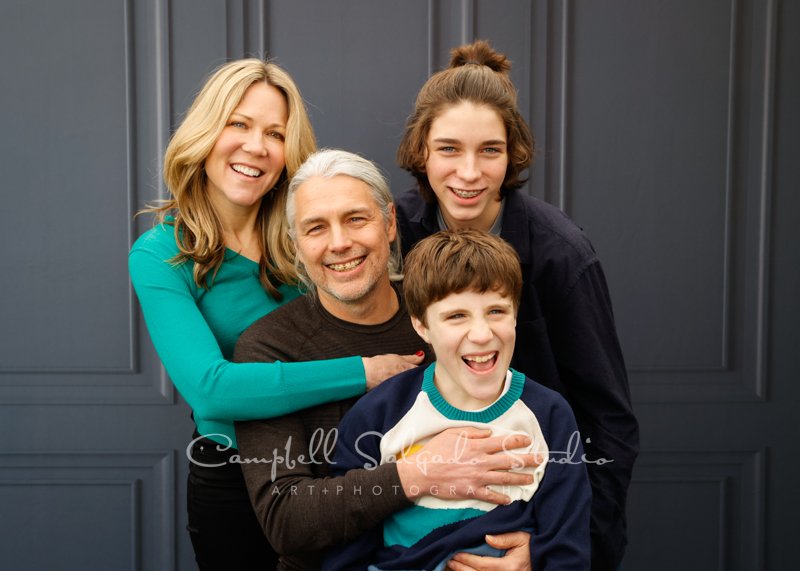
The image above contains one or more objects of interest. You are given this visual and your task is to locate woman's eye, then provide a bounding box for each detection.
[482,147,502,154]
[229,121,247,128]
[267,131,285,141]
[438,146,457,153]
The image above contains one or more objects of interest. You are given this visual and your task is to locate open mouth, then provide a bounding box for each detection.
[450,187,483,199]
[462,352,498,372]
[231,164,263,178]
[325,257,366,272]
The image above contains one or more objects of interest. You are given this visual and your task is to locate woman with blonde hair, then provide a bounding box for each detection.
[129,58,421,569]
[396,40,639,571]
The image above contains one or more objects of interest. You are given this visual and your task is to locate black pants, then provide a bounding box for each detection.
[187,436,278,570]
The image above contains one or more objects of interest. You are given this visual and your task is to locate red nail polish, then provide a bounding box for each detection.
[415,350,424,357]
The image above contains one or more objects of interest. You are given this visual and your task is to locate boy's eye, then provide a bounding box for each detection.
[446,313,466,320]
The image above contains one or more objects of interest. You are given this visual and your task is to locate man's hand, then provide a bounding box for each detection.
[446,531,532,570]
[363,352,425,389]
[396,427,540,505]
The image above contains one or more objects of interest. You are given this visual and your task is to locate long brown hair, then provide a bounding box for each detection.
[396,40,534,202]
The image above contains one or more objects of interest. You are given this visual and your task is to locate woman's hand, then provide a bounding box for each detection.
[362,352,425,390]
[396,427,541,505]
[446,532,532,570]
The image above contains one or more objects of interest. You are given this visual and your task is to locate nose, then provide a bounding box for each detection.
[456,154,480,182]
[467,317,493,344]
[327,224,353,252]
[242,131,267,156]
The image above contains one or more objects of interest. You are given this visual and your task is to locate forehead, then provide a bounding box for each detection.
[294,175,379,220]
[428,102,506,139]
[428,289,515,313]
[232,82,287,121]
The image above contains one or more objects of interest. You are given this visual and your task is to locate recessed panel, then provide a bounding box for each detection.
[0,0,133,371]
[0,482,135,570]
[626,479,722,570]
[267,0,429,193]
[626,451,764,570]
[567,0,734,371]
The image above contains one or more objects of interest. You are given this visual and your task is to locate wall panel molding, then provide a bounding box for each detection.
[564,0,778,402]
[0,451,175,570]
[627,450,765,570]
[0,0,177,405]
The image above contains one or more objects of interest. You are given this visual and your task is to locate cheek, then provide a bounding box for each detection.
[296,241,321,265]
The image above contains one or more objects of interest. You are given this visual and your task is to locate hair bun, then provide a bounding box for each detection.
[449,39,511,74]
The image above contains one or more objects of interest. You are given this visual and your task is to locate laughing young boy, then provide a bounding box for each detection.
[323,229,591,571]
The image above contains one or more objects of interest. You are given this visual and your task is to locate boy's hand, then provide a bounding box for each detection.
[446,531,532,570]
[396,427,541,505]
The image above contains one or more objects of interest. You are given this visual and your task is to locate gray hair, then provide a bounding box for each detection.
[286,149,403,291]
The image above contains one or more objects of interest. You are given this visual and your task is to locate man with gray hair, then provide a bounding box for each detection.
[234,149,538,570]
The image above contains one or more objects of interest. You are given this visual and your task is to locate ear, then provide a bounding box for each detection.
[386,203,397,242]
[410,316,430,344]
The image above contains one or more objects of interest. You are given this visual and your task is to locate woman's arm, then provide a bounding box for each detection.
[129,242,365,422]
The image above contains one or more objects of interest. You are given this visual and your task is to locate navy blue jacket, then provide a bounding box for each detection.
[396,187,639,570]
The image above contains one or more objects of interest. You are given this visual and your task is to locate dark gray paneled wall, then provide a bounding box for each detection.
[1,1,797,569]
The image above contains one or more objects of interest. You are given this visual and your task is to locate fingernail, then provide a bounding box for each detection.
[415,350,424,357]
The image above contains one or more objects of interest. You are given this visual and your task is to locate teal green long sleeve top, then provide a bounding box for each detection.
[129,222,366,448]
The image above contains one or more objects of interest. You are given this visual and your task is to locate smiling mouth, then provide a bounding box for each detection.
[450,187,483,199]
[231,164,263,177]
[462,352,498,372]
[325,257,365,272]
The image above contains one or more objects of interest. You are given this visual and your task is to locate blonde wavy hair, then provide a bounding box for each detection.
[142,58,317,298]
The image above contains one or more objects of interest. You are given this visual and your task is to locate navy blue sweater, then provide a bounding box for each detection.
[323,365,591,571]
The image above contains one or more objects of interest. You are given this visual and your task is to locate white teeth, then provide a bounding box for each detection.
[464,353,495,363]
[326,258,364,272]
[452,188,481,199]
[232,164,262,177]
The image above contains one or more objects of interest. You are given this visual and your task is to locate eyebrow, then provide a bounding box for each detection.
[431,137,507,146]
[229,112,285,129]
[298,207,373,228]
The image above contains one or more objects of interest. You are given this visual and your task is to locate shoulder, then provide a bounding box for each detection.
[235,295,317,362]
[506,190,597,263]
[518,372,576,419]
[343,366,425,425]
[394,187,426,218]
[131,222,178,255]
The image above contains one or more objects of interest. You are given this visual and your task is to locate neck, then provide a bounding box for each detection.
[211,196,263,261]
[442,198,502,232]
[318,276,399,325]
